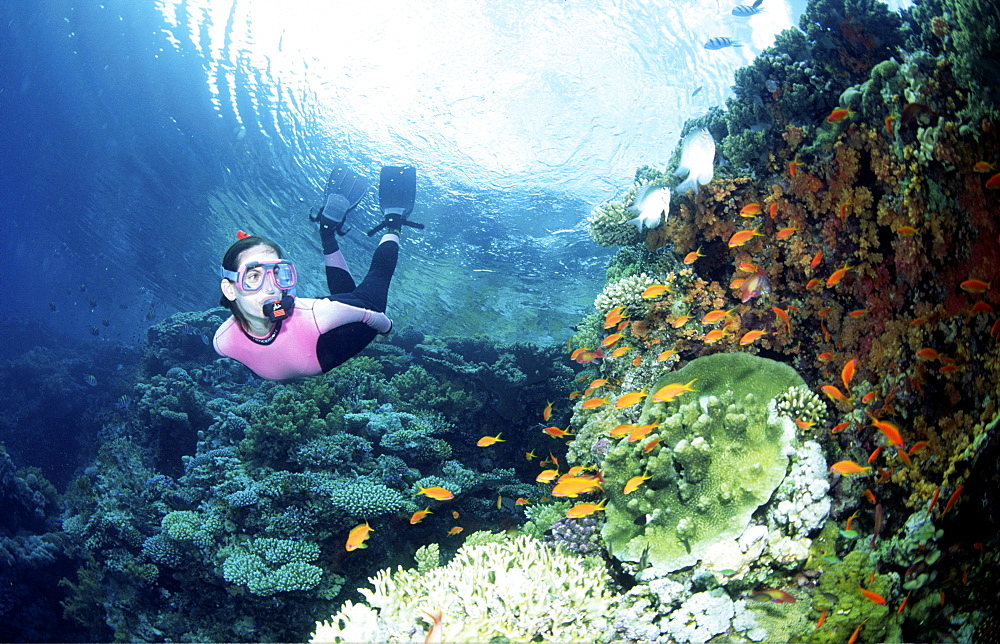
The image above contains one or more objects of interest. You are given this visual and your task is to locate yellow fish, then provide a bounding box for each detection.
[416,485,455,500]
[476,433,505,447]
[615,390,647,409]
[566,499,607,518]
[535,469,560,483]
[651,379,698,402]
[623,473,652,494]
[551,476,603,498]
[345,520,373,551]
[641,284,673,299]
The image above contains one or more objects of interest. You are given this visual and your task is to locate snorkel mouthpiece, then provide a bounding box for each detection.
[262,294,295,322]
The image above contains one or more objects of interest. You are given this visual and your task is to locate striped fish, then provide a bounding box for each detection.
[704,37,743,49]
[732,4,764,16]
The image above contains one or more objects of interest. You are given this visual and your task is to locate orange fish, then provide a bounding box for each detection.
[942,485,964,516]
[672,315,692,328]
[566,499,607,518]
[409,507,432,524]
[740,203,762,217]
[656,349,678,362]
[896,226,919,236]
[969,301,993,314]
[794,417,816,430]
[728,227,762,247]
[703,329,729,344]
[737,262,759,273]
[611,423,637,437]
[641,284,673,299]
[515,497,530,505]
[908,441,929,455]
[789,160,800,178]
[862,489,877,504]
[960,279,991,293]
[826,264,853,287]
[603,306,626,329]
[452,510,460,519]
[739,330,767,345]
[885,114,897,135]
[572,347,604,364]
[477,433,505,447]
[897,592,911,614]
[915,348,940,361]
[826,107,852,123]
[768,201,779,217]
[871,418,904,446]
[542,401,554,420]
[838,202,849,220]
[815,607,827,629]
[809,250,823,268]
[535,469,560,483]
[973,161,995,173]
[820,384,853,404]
[830,460,871,475]
[896,447,913,468]
[582,397,609,410]
[609,346,632,358]
[858,587,887,605]
[525,449,537,461]
[601,333,624,348]
[447,526,464,535]
[683,247,705,264]
[985,173,1000,189]
[701,309,734,324]
[345,520,374,551]
[627,424,654,442]
[841,358,857,390]
[805,278,822,289]
[831,421,851,434]
[416,486,455,501]
[817,352,836,362]
[623,473,652,494]
[848,309,869,318]
[860,391,877,404]
[848,619,869,644]
[589,379,609,389]
[643,438,661,453]
[772,306,792,333]
[542,426,571,438]
[776,226,797,239]
[652,379,698,402]
[615,390,648,408]
[867,445,884,465]
[422,609,444,644]
[551,476,603,498]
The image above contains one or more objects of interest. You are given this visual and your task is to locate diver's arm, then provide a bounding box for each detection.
[313,298,392,334]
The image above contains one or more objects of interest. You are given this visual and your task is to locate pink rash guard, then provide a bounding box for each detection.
[213,297,392,381]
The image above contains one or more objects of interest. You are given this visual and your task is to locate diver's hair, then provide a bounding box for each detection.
[218,235,285,330]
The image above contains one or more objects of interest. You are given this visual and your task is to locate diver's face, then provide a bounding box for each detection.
[221,245,282,325]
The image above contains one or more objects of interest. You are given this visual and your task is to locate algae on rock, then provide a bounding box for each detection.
[600,353,806,572]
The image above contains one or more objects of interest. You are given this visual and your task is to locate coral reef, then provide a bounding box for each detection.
[312,533,616,643]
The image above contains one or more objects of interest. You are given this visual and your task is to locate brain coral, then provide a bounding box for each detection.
[600,353,806,572]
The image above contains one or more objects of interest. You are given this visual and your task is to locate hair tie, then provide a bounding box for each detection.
[236,230,251,240]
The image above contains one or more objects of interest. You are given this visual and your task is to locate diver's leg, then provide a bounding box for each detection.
[320,222,357,294]
[350,234,399,312]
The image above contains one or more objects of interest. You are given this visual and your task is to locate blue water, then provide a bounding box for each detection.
[1,0,828,640]
[3,0,810,350]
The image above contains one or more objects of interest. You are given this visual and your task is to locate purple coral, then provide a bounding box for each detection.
[547,515,604,557]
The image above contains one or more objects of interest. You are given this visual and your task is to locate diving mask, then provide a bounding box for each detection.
[221,259,298,294]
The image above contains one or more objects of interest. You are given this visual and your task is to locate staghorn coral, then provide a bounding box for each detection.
[312,534,617,643]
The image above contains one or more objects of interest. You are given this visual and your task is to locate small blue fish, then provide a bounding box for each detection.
[732,4,764,17]
[84,374,98,387]
[704,37,743,50]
